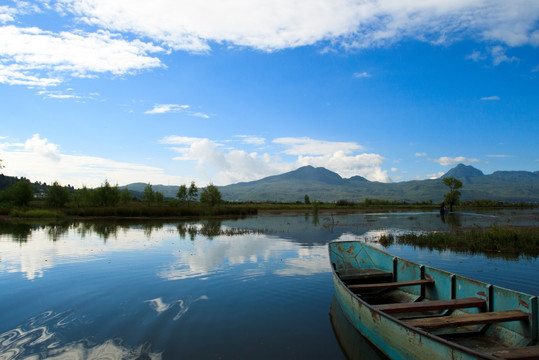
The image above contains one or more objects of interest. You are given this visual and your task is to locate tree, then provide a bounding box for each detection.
[188,181,198,203]
[177,184,188,203]
[200,183,222,206]
[120,188,131,205]
[94,180,120,206]
[9,179,34,206]
[46,181,70,207]
[143,183,155,205]
[154,191,164,204]
[73,185,93,208]
[442,177,463,212]
[304,194,311,204]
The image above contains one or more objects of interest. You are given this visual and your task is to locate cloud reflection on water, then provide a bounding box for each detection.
[157,234,329,281]
[0,222,332,282]
[145,296,209,321]
[0,311,161,360]
[0,224,163,280]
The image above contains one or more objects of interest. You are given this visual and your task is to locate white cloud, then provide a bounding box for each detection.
[2,1,537,92]
[145,104,210,118]
[428,171,445,179]
[145,104,189,114]
[192,112,210,119]
[0,5,17,24]
[273,137,364,156]
[486,154,511,158]
[37,89,82,100]
[481,96,500,101]
[159,136,205,145]
[0,25,164,87]
[55,1,539,52]
[1,134,189,187]
[466,50,485,62]
[24,133,61,161]
[235,135,266,146]
[296,152,389,182]
[161,136,284,184]
[0,63,62,87]
[415,152,427,157]
[433,156,481,166]
[353,71,371,78]
[161,135,389,184]
[391,167,398,172]
[489,46,518,66]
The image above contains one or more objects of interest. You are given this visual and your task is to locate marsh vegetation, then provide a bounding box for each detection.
[378,225,539,258]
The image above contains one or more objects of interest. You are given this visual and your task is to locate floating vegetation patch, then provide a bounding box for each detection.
[176,222,269,240]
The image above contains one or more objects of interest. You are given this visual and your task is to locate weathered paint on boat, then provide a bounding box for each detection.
[329,296,388,360]
[329,241,538,360]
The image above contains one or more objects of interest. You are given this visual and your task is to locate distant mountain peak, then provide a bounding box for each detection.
[442,164,484,179]
[280,166,343,184]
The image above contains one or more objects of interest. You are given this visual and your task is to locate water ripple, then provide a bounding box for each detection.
[146,295,209,321]
[0,311,161,360]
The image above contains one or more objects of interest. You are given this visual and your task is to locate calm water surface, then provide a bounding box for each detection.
[0,210,537,359]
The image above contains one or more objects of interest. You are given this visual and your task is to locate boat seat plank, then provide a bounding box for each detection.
[374,297,487,314]
[340,268,392,282]
[405,310,529,330]
[491,345,539,360]
[348,279,434,292]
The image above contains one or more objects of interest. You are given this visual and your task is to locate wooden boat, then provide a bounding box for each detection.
[329,240,538,360]
[329,295,388,360]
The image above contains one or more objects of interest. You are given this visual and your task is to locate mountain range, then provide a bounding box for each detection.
[124,164,539,203]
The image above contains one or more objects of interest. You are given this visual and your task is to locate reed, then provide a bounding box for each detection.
[379,225,538,258]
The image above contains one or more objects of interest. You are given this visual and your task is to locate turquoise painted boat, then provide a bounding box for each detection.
[329,241,538,360]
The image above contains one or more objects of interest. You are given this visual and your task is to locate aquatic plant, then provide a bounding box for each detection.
[379,225,538,259]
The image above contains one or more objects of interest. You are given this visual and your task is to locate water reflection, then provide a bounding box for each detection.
[146,296,209,321]
[0,210,536,359]
[440,211,463,227]
[1,211,537,281]
[1,209,535,246]
[0,220,330,281]
[0,222,35,243]
[158,234,329,281]
[329,297,388,360]
[0,311,161,360]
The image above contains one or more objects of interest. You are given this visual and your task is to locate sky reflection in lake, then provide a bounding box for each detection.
[0,217,341,359]
[0,210,537,359]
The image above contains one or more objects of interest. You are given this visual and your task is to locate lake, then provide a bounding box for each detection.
[0,209,537,359]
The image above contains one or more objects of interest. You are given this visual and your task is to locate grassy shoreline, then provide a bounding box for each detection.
[0,202,536,220]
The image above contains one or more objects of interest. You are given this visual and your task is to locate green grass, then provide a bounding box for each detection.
[379,225,539,259]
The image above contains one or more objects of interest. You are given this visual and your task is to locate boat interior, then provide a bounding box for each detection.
[330,241,539,360]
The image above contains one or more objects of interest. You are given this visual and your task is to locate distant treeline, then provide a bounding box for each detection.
[0,177,254,219]
[0,174,536,219]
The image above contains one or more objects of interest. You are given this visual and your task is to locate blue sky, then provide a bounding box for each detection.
[0,0,538,188]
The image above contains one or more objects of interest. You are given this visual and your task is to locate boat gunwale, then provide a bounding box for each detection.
[328,239,529,360]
